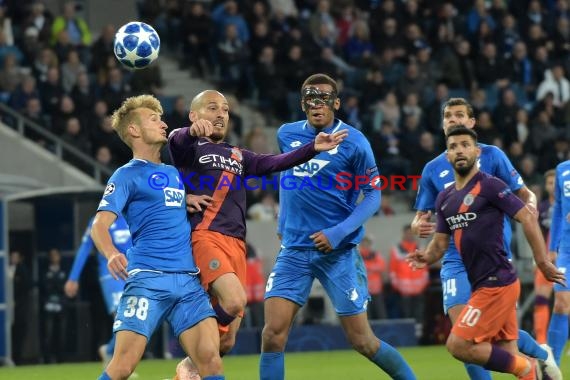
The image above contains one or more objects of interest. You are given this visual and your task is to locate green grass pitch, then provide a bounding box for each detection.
[0,345,568,379]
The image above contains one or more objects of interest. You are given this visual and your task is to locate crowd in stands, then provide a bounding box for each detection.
[0,0,569,217]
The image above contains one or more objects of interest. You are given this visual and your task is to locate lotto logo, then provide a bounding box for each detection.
[164,187,184,207]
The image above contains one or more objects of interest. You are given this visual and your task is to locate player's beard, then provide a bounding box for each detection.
[454,156,476,177]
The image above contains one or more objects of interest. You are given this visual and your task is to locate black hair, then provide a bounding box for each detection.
[445,125,478,143]
[301,73,338,95]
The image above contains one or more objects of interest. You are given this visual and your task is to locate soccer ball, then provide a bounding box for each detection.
[114,21,160,69]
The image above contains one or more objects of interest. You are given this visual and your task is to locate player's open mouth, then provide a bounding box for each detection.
[213,122,224,128]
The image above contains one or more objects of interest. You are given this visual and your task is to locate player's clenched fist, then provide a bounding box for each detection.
[189,119,214,137]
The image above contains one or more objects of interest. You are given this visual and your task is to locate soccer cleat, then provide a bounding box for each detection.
[174,357,201,380]
[539,344,561,380]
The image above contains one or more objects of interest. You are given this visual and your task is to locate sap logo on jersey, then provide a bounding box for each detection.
[293,159,330,177]
[164,187,185,207]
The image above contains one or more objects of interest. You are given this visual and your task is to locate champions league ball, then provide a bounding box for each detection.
[114,21,160,69]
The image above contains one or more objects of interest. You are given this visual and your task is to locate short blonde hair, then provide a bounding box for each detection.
[111,94,163,146]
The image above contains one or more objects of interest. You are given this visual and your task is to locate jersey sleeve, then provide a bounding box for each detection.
[414,163,439,211]
[489,146,524,191]
[167,127,197,167]
[241,142,317,176]
[549,168,562,252]
[68,218,95,281]
[97,168,132,216]
[483,176,526,218]
[435,192,451,235]
[322,138,380,249]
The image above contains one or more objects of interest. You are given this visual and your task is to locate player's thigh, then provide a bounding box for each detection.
[114,272,177,339]
[112,330,147,364]
[452,280,520,344]
[210,272,247,306]
[178,317,220,364]
[192,230,246,292]
[441,269,471,315]
[264,248,314,307]
[100,275,125,314]
[168,273,217,338]
[313,247,369,316]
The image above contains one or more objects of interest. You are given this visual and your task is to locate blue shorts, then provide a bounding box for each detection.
[113,271,215,339]
[554,249,570,292]
[264,247,369,316]
[440,267,472,314]
[100,274,125,315]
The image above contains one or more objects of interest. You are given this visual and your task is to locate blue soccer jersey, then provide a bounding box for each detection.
[414,143,524,273]
[69,216,132,281]
[97,159,197,273]
[277,119,380,250]
[549,160,570,253]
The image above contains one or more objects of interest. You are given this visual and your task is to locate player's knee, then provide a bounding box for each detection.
[219,333,236,355]
[347,334,376,357]
[445,335,466,361]
[261,325,288,351]
[553,296,570,314]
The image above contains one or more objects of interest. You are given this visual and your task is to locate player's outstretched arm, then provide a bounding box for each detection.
[515,206,566,286]
[411,210,436,238]
[406,232,449,269]
[514,185,538,218]
[91,211,128,280]
[314,129,348,152]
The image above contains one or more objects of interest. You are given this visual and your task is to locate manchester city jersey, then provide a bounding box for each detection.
[414,143,524,269]
[69,215,132,281]
[277,119,378,249]
[549,160,570,252]
[97,159,197,272]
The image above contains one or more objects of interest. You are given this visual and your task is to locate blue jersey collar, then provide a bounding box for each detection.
[303,119,342,134]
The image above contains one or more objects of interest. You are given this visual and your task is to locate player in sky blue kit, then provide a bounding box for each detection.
[547,159,570,365]
[411,98,560,380]
[64,215,131,364]
[259,73,416,380]
[91,94,224,380]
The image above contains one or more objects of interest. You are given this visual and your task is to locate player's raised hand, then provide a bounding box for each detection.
[189,119,214,137]
[537,260,566,287]
[108,253,128,281]
[414,211,436,238]
[186,194,213,213]
[405,248,428,270]
[314,129,348,152]
[310,231,333,253]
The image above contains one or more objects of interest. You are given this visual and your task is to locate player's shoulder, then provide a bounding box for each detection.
[423,152,449,172]
[277,120,306,136]
[555,160,570,175]
[478,171,509,190]
[479,143,506,158]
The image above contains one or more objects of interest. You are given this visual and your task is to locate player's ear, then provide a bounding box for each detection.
[333,97,340,111]
[189,110,197,123]
[475,145,481,157]
[128,122,140,137]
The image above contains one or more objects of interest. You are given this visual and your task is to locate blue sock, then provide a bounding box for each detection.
[518,329,547,360]
[464,363,492,380]
[98,371,111,380]
[106,333,116,356]
[371,340,416,380]
[547,313,568,365]
[203,376,225,380]
[260,352,284,380]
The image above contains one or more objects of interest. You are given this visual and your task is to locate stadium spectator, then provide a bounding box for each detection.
[41,248,67,364]
[389,224,428,323]
[247,192,279,221]
[50,1,91,60]
[359,235,387,320]
[244,242,265,328]
[9,250,32,365]
[180,2,212,77]
[60,49,85,93]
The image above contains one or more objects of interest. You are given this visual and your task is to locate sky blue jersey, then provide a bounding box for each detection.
[68,215,132,281]
[549,160,570,252]
[96,159,197,273]
[277,119,380,250]
[414,143,524,269]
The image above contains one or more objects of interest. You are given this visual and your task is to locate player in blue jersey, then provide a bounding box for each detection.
[547,159,570,365]
[407,126,565,379]
[411,98,561,380]
[64,215,131,364]
[91,94,224,380]
[259,73,416,380]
